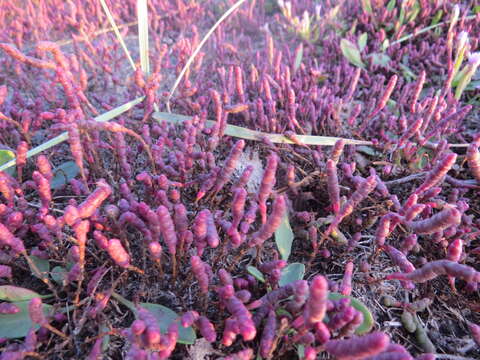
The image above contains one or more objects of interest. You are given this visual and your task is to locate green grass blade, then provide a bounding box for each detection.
[136,0,158,112]
[137,0,150,75]
[388,14,476,48]
[166,0,248,112]
[99,0,136,70]
[153,112,372,146]
[0,97,145,172]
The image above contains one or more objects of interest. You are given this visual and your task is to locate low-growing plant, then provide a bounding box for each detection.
[0,0,479,359]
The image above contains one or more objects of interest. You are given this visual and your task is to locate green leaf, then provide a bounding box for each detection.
[356,146,381,157]
[406,2,420,24]
[386,0,395,12]
[452,65,469,87]
[399,63,417,81]
[140,303,195,344]
[101,323,111,352]
[360,0,372,14]
[455,69,475,100]
[414,147,431,170]
[279,263,305,287]
[430,9,443,25]
[297,344,305,358]
[398,4,405,25]
[50,161,80,190]
[0,301,53,339]
[275,212,294,261]
[327,4,341,22]
[357,33,368,52]
[0,149,15,176]
[474,5,480,15]
[275,308,292,319]
[387,99,397,111]
[381,39,390,52]
[0,286,44,302]
[293,43,303,73]
[247,266,265,283]
[264,0,281,16]
[330,228,348,245]
[340,39,365,68]
[327,292,374,335]
[28,255,50,280]
[467,80,480,90]
[368,53,391,67]
[50,266,67,285]
[111,292,196,345]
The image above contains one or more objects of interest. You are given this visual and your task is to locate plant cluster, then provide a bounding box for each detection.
[0,0,479,359]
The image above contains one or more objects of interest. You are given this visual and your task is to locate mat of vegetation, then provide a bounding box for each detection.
[0,0,479,359]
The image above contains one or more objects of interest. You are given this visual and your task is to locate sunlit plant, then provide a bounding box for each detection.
[455,52,480,99]
[277,0,321,42]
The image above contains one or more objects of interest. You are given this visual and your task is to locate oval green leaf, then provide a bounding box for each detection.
[139,302,196,345]
[340,39,365,68]
[386,0,395,12]
[0,301,53,339]
[357,145,381,157]
[0,149,15,165]
[381,39,390,52]
[0,149,15,176]
[111,292,196,345]
[0,286,43,302]
[368,53,392,68]
[247,266,265,283]
[51,161,80,190]
[28,255,50,280]
[328,292,374,335]
[279,263,305,287]
[50,266,67,285]
[358,33,368,52]
[275,213,294,261]
[296,344,305,358]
